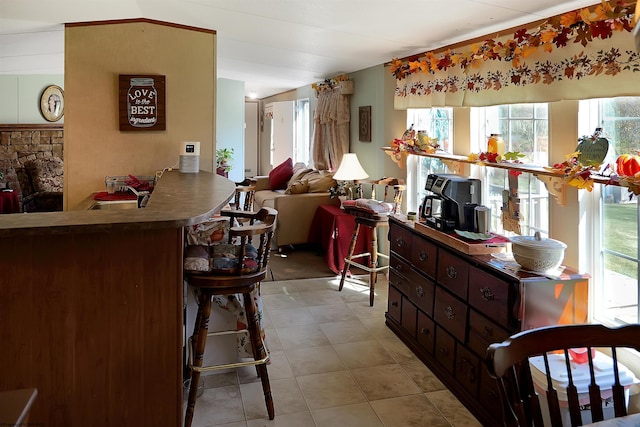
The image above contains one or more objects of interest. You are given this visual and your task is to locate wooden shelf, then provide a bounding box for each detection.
[382,148,617,206]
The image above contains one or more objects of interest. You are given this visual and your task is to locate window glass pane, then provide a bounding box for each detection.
[535,104,548,118]
[510,104,533,119]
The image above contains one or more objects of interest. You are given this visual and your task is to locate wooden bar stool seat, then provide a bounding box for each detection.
[184,207,277,427]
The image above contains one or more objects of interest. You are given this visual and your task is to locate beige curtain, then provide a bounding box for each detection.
[311,83,351,170]
[394,29,640,109]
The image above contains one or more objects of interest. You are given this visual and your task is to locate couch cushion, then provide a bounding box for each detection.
[269,157,293,190]
[302,170,336,193]
[24,157,64,193]
[285,179,309,194]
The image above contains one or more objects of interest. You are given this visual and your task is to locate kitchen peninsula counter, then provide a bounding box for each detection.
[0,171,235,427]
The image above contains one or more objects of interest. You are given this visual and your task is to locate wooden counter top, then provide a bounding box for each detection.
[0,170,236,236]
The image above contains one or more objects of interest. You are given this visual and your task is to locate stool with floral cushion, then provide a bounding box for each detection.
[183,207,277,426]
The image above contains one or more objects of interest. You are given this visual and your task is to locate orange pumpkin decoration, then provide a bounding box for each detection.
[616,154,640,176]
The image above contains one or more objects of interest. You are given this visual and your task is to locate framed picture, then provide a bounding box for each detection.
[40,85,64,122]
[118,75,166,131]
[359,106,371,142]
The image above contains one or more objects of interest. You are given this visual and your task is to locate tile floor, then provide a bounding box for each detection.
[184,275,482,427]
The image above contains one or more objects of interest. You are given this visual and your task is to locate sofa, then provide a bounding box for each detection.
[17,157,64,212]
[252,160,338,249]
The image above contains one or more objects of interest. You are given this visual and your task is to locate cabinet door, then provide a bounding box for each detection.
[417,311,435,354]
[467,309,511,358]
[389,222,412,261]
[388,286,402,324]
[434,326,456,375]
[406,268,435,317]
[434,287,468,342]
[411,234,437,279]
[436,249,469,300]
[468,266,510,328]
[455,345,480,398]
[401,296,417,338]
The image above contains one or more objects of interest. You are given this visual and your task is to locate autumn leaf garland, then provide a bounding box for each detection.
[390,1,635,80]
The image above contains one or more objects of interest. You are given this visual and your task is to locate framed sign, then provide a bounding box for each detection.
[118,75,166,131]
[359,106,371,142]
[40,85,65,122]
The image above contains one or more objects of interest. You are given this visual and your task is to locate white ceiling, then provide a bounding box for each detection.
[0,0,599,99]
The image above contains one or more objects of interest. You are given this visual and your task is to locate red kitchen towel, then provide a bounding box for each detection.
[93,191,137,201]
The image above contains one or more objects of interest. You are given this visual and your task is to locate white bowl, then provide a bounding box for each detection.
[510,232,566,272]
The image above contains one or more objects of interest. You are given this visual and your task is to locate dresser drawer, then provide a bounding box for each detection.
[417,311,435,354]
[411,234,437,279]
[434,287,468,342]
[480,363,504,421]
[434,325,456,375]
[387,286,402,324]
[389,223,412,260]
[401,296,417,338]
[468,266,511,328]
[455,345,480,398]
[436,249,469,300]
[389,268,410,297]
[467,309,510,358]
[406,268,435,317]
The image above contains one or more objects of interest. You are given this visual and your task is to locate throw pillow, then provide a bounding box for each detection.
[285,179,309,194]
[269,158,293,190]
[305,170,337,193]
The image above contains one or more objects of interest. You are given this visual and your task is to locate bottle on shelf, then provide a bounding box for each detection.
[487,133,505,155]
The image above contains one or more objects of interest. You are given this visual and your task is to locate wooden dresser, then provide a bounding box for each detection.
[386,216,589,426]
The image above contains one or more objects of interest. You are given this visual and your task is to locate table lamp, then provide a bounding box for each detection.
[333,153,369,199]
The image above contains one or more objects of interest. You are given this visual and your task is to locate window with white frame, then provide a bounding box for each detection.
[580,97,640,326]
[471,104,550,237]
[294,99,310,165]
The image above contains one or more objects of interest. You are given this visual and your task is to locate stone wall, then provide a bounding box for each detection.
[0,125,64,192]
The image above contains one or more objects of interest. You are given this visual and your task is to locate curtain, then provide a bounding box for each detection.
[393,7,640,109]
[311,82,351,170]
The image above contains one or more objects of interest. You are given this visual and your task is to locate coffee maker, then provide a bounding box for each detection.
[420,174,481,231]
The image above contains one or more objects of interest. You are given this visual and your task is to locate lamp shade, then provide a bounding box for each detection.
[333,153,369,181]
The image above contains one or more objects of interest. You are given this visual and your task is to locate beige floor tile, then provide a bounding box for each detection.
[284,345,346,376]
[241,377,308,420]
[261,292,307,311]
[359,317,396,339]
[276,323,331,349]
[336,285,372,304]
[262,350,294,380]
[190,385,245,427]
[350,364,421,400]
[370,394,450,427]
[308,303,358,324]
[299,289,345,307]
[400,360,447,393]
[377,335,420,364]
[296,371,367,410]
[245,411,315,427]
[319,319,373,344]
[202,371,238,389]
[268,307,315,328]
[426,389,482,427]
[211,422,247,427]
[346,300,388,320]
[262,311,274,330]
[333,340,395,369]
[265,329,282,352]
[312,402,384,427]
[285,278,340,293]
[259,281,288,295]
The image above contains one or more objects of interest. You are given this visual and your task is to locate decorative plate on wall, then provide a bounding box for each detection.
[40,85,64,122]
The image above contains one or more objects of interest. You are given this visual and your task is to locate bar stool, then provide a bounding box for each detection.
[338,180,405,306]
[184,207,277,426]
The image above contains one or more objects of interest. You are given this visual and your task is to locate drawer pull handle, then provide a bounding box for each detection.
[396,237,405,248]
[391,301,399,307]
[483,325,494,338]
[461,358,477,382]
[419,250,427,262]
[444,305,455,320]
[420,328,430,336]
[446,266,457,279]
[480,286,495,301]
[439,346,448,355]
[397,264,404,273]
[416,286,425,297]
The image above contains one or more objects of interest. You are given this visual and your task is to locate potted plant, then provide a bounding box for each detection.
[216,148,234,177]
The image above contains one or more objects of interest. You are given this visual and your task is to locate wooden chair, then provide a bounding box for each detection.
[184,207,277,426]
[230,180,256,212]
[486,324,640,427]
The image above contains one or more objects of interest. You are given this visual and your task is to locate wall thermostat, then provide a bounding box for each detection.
[179,141,200,173]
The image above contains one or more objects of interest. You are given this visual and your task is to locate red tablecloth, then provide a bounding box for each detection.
[308,204,372,274]
[0,191,20,214]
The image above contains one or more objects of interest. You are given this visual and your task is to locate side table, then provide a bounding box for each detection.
[0,190,20,214]
[308,204,371,274]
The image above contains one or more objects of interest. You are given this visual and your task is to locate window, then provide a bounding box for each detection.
[581,97,640,325]
[471,104,550,237]
[406,108,453,211]
[294,99,310,165]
